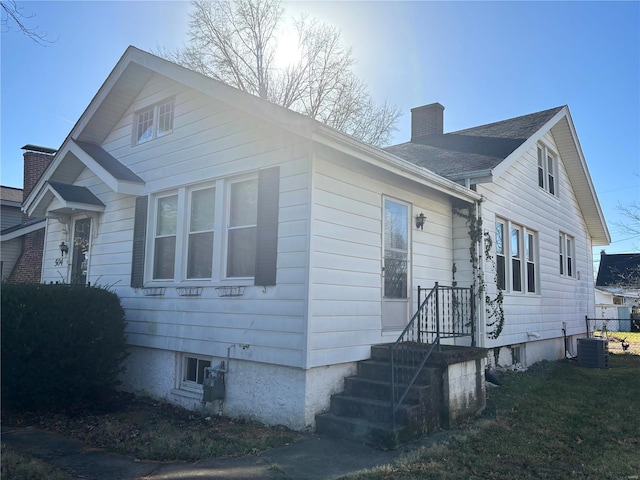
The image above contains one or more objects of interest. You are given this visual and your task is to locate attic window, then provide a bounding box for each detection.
[135,98,175,144]
[537,143,558,197]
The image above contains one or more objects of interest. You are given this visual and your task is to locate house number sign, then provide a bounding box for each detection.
[54,257,64,267]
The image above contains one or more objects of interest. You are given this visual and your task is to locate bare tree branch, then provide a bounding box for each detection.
[615,200,640,238]
[157,0,399,146]
[1,0,56,45]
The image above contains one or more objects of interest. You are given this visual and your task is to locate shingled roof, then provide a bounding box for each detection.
[596,252,640,287]
[384,106,564,179]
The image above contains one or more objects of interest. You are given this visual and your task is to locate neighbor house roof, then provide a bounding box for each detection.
[596,253,640,287]
[1,186,23,205]
[0,217,45,241]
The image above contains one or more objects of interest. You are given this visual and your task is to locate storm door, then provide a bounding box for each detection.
[71,217,91,285]
[382,198,410,330]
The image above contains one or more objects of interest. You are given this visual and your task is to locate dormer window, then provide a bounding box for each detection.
[537,143,558,196]
[135,98,175,144]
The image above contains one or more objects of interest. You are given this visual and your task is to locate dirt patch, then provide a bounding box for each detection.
[2,392,298,461]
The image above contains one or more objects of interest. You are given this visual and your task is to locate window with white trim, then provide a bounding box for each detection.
[149,175,258,283]
[495,220,506,291]
[135,98,175,144]
[495,218,538,294]
[227,178,258,278]
[180,354,211,392]
[131,167,279,288]
[559,232,575,277]
[537,143,558,196]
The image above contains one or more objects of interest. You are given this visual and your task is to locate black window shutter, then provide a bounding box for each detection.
[131,195,148,288]
[254,167,280,286]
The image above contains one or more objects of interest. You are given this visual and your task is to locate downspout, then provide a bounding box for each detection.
[475,197,486,348]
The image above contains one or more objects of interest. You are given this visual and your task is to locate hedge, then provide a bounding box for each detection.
[1,283,128,410]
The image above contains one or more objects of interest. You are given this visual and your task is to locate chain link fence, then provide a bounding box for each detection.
[586,316,640,354]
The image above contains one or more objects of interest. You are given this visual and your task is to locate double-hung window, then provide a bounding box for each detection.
[153,194,178,280]
[131,167,279,289]
[537,143,558,196]
[511,226,522,292]
[559,232,575,277]
[495,218,537,294]
[187,187,215,279]
[495,220,506,291]
[227,178,258,278]
[146,174,269,283]
[135,98,175,144]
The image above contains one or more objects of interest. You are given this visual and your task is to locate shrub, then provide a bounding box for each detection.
[1,283,128,411]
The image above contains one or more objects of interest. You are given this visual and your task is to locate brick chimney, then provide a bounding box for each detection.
[7,145,56,284]
[411,103,445,141]
[21,144,56,221]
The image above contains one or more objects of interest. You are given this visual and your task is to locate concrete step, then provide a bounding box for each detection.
[315,412,420,450]
[329,394,420,425]
[357,359,438,385]
[371,343,433,362]
[343,376,430,403]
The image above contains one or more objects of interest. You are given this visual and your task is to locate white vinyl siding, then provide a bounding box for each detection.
[39,74,311,369]
[307,155,463,367]
[478,129,594,349]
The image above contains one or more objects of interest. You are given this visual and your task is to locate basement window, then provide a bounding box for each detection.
[180,354,211,392]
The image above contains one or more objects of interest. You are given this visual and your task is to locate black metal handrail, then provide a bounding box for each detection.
[389,282,475,429]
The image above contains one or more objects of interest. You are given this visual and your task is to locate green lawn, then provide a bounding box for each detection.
[345,354,640,480]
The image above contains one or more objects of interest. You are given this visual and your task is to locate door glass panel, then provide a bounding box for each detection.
[71,218,91,285]
[384,200,408,299]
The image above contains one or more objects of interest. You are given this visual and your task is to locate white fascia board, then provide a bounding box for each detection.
[313,127,480,204]
[68,139,144,195]
[24,185,54,218]
[562,110,611,245]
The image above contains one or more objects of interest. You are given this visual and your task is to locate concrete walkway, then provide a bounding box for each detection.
[1,425,451,479]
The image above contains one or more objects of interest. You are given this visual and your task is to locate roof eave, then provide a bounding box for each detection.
[313,126,481,203]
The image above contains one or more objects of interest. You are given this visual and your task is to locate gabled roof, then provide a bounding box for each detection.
[24,46,479,217]
[385,106,610,245]
[596,253,640,287]
[28,181,105,218]
[385,107,563,179]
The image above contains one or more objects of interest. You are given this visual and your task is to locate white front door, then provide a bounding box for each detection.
[382,198,410,330]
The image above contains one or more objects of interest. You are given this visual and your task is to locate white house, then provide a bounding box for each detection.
[25,47,609,434]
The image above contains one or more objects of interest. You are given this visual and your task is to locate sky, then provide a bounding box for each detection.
[1,1,639,270]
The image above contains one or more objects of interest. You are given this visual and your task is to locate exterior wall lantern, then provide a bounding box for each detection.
[415,212,426,230]
[59,241,69,256]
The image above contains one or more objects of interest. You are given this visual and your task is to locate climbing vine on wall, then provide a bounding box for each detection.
[454,200,505,340]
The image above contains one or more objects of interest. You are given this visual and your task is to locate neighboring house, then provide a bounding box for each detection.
[1,186,24,280]
[0,145,54,282]
[595,251,640,324]
[24,47,609,430]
